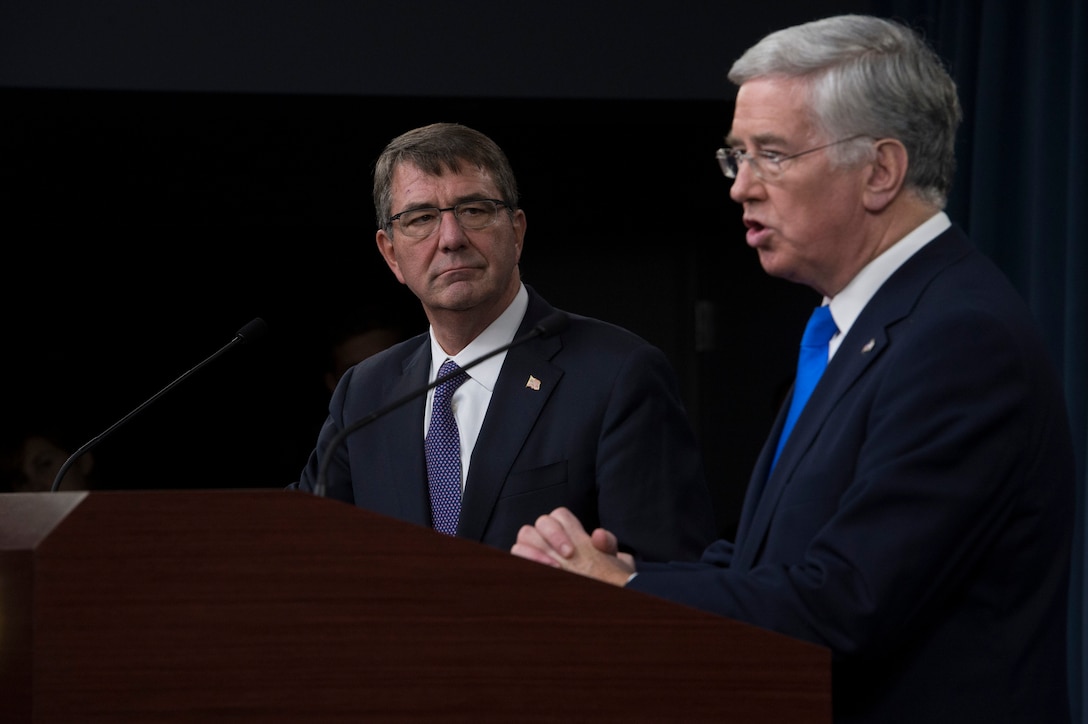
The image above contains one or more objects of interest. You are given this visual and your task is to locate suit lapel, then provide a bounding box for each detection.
[735,409,788,547]
[733,327,887,569]
[457,292,565,541]
[733,227,971,569]
[458,336,563,540]
[773,327,887,478]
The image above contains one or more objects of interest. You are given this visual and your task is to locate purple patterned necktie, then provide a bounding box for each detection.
[426,360,470,535]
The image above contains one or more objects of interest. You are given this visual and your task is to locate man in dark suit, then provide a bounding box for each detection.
[511,15,1075,724]
[292,122,717,563]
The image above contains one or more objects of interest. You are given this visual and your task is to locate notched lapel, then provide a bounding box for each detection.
[736,325,888,568]
[779,324,887,472]
[458,336,564,540]
[735,229,967,567]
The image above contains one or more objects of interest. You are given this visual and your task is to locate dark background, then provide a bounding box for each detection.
[1,1,866,537]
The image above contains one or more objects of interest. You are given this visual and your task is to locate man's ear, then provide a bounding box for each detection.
[511,208,527,261]
[375,229,405,284]
[863,138,909,212]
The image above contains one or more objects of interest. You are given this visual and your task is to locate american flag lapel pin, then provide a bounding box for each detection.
[526,375,541,391]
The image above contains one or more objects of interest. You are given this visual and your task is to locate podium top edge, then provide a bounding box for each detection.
[0,491,89,550]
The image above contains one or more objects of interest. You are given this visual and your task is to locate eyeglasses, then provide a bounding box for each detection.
[386,199,512,239]
[716,135,868,181]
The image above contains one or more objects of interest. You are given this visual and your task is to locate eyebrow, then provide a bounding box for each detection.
[724,132,790,148]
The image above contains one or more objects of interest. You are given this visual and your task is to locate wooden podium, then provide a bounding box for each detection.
[1,490,830,722]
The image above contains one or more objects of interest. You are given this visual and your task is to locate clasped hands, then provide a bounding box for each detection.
[511,506,636,587]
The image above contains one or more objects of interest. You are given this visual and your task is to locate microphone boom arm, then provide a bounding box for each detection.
[313,312,567,498]
[50,318,269,493]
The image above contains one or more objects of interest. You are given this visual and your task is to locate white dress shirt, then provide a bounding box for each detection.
[424,283,529,491]
[823,212,951,359]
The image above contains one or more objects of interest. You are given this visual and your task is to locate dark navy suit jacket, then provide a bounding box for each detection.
[294,285,718,562]
[629,226,1074,723]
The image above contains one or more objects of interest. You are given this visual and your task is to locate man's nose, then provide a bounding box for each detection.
[729,160,762,202]
[436,209,468,247]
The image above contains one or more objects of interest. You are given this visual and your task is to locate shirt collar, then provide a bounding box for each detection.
[827,211,951,345]
[428,283,528,392]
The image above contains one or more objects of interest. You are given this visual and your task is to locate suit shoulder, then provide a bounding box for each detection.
[342,333,426,382]
[561,312,655,350]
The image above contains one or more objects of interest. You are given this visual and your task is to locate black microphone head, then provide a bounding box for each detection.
[236,317,270,343]
[534,312,569,338]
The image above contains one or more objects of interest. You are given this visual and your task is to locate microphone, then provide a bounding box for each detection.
[314,311,569,497]
[50,317,270,493]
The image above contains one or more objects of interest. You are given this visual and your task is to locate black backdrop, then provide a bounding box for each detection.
[2,88,817,538]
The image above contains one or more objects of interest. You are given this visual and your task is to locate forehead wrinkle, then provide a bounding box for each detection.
[392,164,497,210]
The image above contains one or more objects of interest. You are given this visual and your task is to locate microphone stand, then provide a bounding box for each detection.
[51,318,268,492]
[314,312,568,497]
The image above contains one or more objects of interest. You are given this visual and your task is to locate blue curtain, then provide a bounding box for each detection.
[870,0,1088,719]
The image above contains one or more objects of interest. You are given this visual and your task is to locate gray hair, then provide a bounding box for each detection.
[729,14,961,208]
[373,122,519,230]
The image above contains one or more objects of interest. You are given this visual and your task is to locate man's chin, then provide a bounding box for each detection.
[431,280,486,311]
[756,247,782,274]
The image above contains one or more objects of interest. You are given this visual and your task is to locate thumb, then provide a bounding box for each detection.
[590,527,619,556]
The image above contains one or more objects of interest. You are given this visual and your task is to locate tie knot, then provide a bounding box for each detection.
[435,360,469,401]
[801,305,838,348]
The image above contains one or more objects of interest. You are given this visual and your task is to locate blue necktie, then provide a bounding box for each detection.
[426,360,469,535]
[771,305,838,470]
